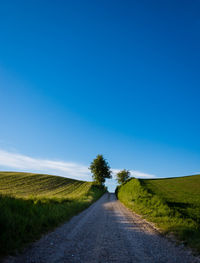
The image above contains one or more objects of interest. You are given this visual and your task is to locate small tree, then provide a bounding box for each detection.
[116,169,130,184]
[89,154,112,185]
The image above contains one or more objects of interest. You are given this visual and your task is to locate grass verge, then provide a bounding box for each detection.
[116,176,200,253]
[0,172,106,257]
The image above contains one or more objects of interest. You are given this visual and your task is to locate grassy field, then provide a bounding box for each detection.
[116,175,200,252]
[0,171,106,256]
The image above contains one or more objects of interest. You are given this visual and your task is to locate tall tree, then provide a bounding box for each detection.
[89,155,112,185]
[116,169,130,184]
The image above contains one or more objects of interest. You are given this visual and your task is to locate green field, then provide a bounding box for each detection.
[116,175,200,252]
[0,171,106,256]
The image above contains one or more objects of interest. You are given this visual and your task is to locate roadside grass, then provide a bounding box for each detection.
[116,175,200,253]
[0,172,106,257]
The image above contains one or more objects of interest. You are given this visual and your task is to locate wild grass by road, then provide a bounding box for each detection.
[116,175,200,253]
[0,171,106,256]
[3,193,199,263]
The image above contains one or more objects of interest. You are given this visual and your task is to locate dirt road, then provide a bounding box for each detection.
[4,193,200,263]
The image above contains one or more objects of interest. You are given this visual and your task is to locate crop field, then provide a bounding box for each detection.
[0,172,93,199]
[0,171,105,256]
[116,175,200,252]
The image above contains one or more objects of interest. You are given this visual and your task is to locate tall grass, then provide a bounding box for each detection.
[116,176,200,253]
[0,172,106,256]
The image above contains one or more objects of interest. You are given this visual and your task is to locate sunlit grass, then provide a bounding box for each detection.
[0,172,106,256]
[116,175,200,253]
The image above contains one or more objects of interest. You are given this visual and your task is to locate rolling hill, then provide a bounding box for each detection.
[0,171,93,199]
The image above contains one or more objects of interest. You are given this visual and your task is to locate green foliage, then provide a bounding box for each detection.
[116,175,200,253]
[116,169,130,184]
[142,175,200,225]
[0,172,106,256]
[89,155,112,185]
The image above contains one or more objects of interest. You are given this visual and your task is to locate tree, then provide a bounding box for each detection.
[116,169,130,184]
[89,155,112,185]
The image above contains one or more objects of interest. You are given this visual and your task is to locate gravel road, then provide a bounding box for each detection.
[4,193,200,263]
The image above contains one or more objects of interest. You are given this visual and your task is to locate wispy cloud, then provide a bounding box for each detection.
[0,149,91,181]
[112,169,156,179]
[0,149,156,181]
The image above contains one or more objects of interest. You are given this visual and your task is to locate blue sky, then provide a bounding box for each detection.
[0,0,200,191]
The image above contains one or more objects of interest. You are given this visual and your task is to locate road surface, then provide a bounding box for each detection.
[4,193,200,263]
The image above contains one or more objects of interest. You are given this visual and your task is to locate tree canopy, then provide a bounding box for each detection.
[116,169,130,184]
[89,154,112,185]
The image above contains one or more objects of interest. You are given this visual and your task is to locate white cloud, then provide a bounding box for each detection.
[112,169,156,179]
[0,149,91,181]
[0,149,156,182]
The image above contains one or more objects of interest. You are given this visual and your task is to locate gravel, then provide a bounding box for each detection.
[3,193,200,263]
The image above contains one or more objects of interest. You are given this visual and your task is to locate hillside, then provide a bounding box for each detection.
[0,171,93,199]
[116,175,200,252]
[0,171,106,256]
[141,175,200,225]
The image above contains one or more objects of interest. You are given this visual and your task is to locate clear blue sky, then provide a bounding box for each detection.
[0,1,200,190]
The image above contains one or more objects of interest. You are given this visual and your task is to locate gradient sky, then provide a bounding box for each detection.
[0,1,200,191]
